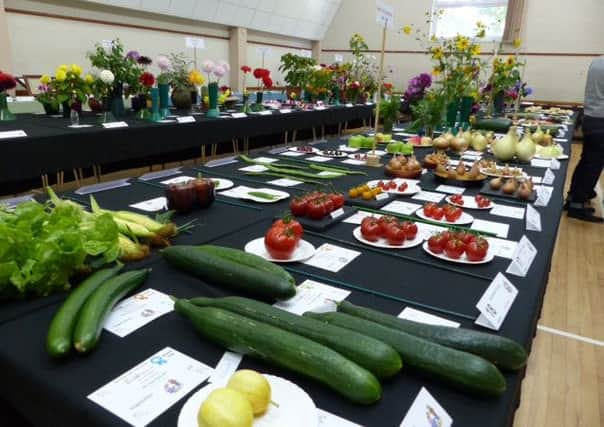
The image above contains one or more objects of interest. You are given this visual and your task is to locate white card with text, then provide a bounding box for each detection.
[0,130,27,139]
[485,237,518,259]
[534,185,553,207]
[399,307,460,328]
[435,184,465,195]
[208,351,243,387]
[303,244,361,273]
[400,387,452,427]
[160,175,195,185]
[267,178,303,187]
[231,112,247,118]
[102,121,128,129]
[550,158,561,170]
[506,235,538,277]
[475,273,518,330]
[318,409,361,427]
[382,200,422,216]
[274,279,351,315]
[525,204,542,232]
[489,204,525,220]
[129,197,168,212]
[542,168,555,185]
[470,219,510,238]
[176,115,195,123]
[412,190,445,203]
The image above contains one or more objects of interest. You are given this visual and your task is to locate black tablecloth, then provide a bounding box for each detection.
[0,123,572,427]
[0,105,373,186]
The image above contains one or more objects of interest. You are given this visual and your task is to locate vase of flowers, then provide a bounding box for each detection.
[134,71,154,119]
[49,64,91,118]
[201,60,229,118]
[35,75,60,115]
[0,71,16,121]
[252,68,272,112]
[378,94,400,133]
[240,65,252,113]
[186,69,204,111]
[402,73,432,114]
[148,87,162,122]
[459,96,475,128]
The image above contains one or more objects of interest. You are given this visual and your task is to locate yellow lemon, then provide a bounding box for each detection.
[198,388,253,427]
[227,370,271,416]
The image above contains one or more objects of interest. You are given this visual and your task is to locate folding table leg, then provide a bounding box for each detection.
[201,145,206,164]
[211,144,217,157]
[321,125,325,140]
[338,122,342,136]
[93,165,102,183]
[244,137,249,154]
[284,131,288,146]
[57,171,64,191]
[232,138,239,155]
[72,169,81,187]
[292,129,297,143]
[312,127,317,141]
[41,174,48,190]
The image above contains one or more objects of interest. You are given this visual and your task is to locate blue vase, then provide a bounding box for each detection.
[110,82,125,118]
[206,82,219,118]
[158,83,170,118]
[148,87,162,122]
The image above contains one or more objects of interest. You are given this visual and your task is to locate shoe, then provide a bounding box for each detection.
[567,208,604,223]
[563,201,595,212]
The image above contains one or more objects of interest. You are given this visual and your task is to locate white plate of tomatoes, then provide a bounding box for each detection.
[245,237,315,263]
[366,179,420,196]
[446,194,493,210]
[354,216,422,248]
[417,203,474,225]
[423,231,493,264]
[288,146,319,154]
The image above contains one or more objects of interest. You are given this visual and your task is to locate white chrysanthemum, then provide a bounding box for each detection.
[100,69,115,84]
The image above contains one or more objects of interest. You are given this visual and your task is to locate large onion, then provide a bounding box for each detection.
[471,132,488,152]
[492,126,518,162]
[516,131,536,162]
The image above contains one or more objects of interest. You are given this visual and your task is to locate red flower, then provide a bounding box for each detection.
[0,71,17,92]
[383,83,393,89]
[240,65,251,73]
[220,85,231,92]
[139,72,155,88]
[253,68,270,79]
[262,76,273,89]
[349,80,361,89]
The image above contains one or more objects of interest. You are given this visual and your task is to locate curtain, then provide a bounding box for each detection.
[502,0,526,42]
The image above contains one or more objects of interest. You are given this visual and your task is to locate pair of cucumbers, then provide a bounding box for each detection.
[46,265,150,358]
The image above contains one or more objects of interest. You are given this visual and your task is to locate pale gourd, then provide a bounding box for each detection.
[532,125,544,145]
[471,132,488,152]
[227,370,272,416]
[516,131,536,162]
[198,388,254,427]
[492,126,518,162]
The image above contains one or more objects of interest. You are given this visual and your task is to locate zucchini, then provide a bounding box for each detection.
[162,245,296,301]
[189,296,402,378]
[46,264,123,358]
[175,300,382,404]
[305,311,506,397]
[471,118,512,133]
[338,301,527,371]
[73,269,150,354]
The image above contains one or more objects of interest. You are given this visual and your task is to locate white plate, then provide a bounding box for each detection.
[353,226,424,249]
[347,150,385,160]
[480,168,527,179]
[533,153,569,160]
[288,146,319,154]
[315,150,348,158]
[366,179,420,196]
[178,374,317,427]
[445,195,493,210]
[212,178,234,191]
[422,241,494,265]
[241,188,290,203]
[415,208,474,225]
[244,237,316,263]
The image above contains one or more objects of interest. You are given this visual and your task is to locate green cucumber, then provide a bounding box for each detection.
[305,311,506,397]
[73,269,150,354]
[471,118,512,133]
[175,300,382,404]
[338,301,527,371]
[189,296,402,378]
[162,245,296,301]
[46,264,123,358]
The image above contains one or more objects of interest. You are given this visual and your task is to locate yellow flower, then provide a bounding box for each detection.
[58,64,68,72]
[188,70,205,86]
[432,67,442,77]
[476,29,486,38]
[218,94,227,104]
[224,89,231,97]
[456,36,470,51]
[506,56,516,66]
[70,64,82,76]
[470,90,479,100]
[289,91,297,99]
[430,35,438,42]
[513,38,522,48]
[84,74,94,84]
[55,70,67,82]
[40,75,51,85]
[431,46,444,60]
[470,44,481,56]
[402,25,412,35]
[203,95,209,105]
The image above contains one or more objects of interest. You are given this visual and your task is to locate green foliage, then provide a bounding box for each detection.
[87,39,142,94]
[410,90,446,131]
[279,53,316,88]
[378,95,401,122]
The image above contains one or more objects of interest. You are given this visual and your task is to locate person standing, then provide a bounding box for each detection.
[565,56,604,222]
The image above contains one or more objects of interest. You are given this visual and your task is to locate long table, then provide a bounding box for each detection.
[0,105,373,186]
[0,125,571,427]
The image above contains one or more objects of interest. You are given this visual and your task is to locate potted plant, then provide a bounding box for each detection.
[165,53,195,111]
[0,70,16,121]
[51,64,91,118]
[306,65,333,103]
[410,90,446,137]
[279,53,316,99]
[35,75,60,115]
[378,93,401,133]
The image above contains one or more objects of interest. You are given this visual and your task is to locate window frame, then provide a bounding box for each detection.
[430,0,510,41]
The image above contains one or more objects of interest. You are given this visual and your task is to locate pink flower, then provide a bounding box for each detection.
[202,60,215,74]
[213,65,226,79]
[217,60,230,72]
[156,55,171,71]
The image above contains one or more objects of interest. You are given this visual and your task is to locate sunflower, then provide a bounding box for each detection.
[506,56,516,66]
[402,25,412,35]
[456,36,470,51]
[431,46,444,60]
[470,44,481,56]
[513,38,522,48]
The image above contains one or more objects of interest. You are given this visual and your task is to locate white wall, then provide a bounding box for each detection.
[320,0,604,103]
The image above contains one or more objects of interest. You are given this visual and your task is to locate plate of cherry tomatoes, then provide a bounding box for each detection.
[423,231,493,264]
[245,218,316,263]
[353,215,422,249]
[366,179,421,196]
[417,202,474,225]
[289,146,319,154]
[446,194,493,210]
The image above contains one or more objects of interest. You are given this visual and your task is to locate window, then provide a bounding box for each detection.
[432,0,509,40]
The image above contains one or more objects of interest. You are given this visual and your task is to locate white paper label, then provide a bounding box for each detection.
[279,109,292,114]
[376,0,394,28]
[176,115,195,123]
[375,192,390,201]
[345,103,354,107]
[400,387,452,427]
[88,347,212,427]
[334,54,344,63]
[531,158,552,168]
[412,190,445,203]
[506,235,538,277]
[382,200,422,216]
[550,158,561,170]
[308,156,334,162]
[102,121,128,128]
[231,112,247,118]
[318,409,361,427]
[103,289,174,337]
[399,307,460,328]
[525,203,542,232]
[470,219,510,238]
[330,207,345,219]
[185,36,205,48]
[534,185,553,207]
[254,156,278,163]
[274,280,351,315]
[343,211,381,224]
[486,237,518,259]
[435,184,465,195]
[475,273,518,330]
[304,243,361,273]
[489,204,525,220]
[129,197,168,212]
[280,150,305,157]
[208,352,243,387]
[238,164,268,173]
[0,130,27,139]
[542,168,555,185]
[160,175,195,185]
[257,110,272,115]
[340,159,366,166]
[416,222,446,240]
[267,178,303,187]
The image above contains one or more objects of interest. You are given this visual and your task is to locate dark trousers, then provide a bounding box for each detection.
[569,115,604,202]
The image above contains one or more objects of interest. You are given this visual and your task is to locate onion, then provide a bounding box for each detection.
[492,126,518,161]
[388,158,401,170]
[516,132,536,162]
[471,133,488,152]
[407,155,421,170]
[532,125,544,144]
[433,136,449,151]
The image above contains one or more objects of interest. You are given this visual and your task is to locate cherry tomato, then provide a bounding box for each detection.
[398,182,408,192]
[306,198,328,220]
[329,193,345,210]
[440,230,454,243]
[432,207,444,220]
[323,197,335,213]
[428,233,447,254]
[445,238,465,259]
[378,215,398,235]
[385,225,406,245]
[361,217,381,242]
[423,202,437,217]
[264,227,297,259]
[455,231,476,245]
[272,218,303,242]
[450,194,464,206]
[289,196,308,216]
[388,181,397,190]
[444,206,463,222]
[466,237,489,261]
[401,221,418,240]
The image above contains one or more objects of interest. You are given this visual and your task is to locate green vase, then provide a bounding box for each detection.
[206,82,219,118]
[445,99,459,127]
[158,83,170,118]
[493,91,505,116]
[0,93,15,121]
[251,91,264,112]
[148,87,163,122]
[459,96,474,129]
[241,93,250,113]
[331,86,340,106]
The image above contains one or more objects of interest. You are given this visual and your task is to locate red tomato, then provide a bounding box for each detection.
[475,195,491,208]
[388,181,397,190]
[361,217,381,242]
[398,182,408,192]
[264,227,297,259]
[466,237,489,261]
[385,225,406,245]
[271,218,303,242]
[445,239,465,259]
[440,230,454,243]
[329,192,345,209]
[304,191,325,203]
[378,180,385,188]
[456,231,476,245]
[444,206,463,222]
[401,221,418,240]
[289,197,308,216]
[378,215,398,235]
[306,198,328,220]
[432,207,444,220]
[323,197,335,214]
[428,233,446,254]
[423,202,437,217]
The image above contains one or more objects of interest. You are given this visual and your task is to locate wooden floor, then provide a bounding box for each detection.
[513,143,604,427]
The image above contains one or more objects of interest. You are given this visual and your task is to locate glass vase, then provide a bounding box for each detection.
[252,91,264,112]
[206,82,219,118]
[98,96,116,124]
[331,86,340,106]
[459,96,474,129]
[0,93,15,121]
[493,91,505,116]
[158,83,170,118]
[241,93,250,113]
